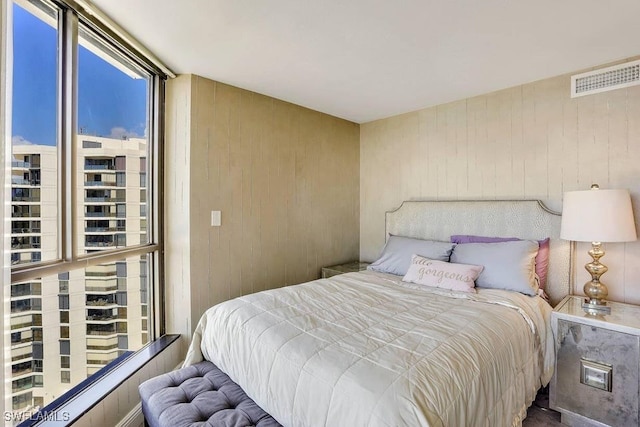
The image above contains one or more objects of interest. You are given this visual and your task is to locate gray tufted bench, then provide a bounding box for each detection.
[139,361,282,427]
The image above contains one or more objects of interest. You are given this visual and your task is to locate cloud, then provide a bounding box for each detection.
[12,136,35,146]
[109,127,142,140]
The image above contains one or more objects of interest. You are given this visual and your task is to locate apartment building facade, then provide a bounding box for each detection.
[9,135,149,412]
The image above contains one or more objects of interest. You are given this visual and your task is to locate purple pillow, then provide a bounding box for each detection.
[450,235,550,290]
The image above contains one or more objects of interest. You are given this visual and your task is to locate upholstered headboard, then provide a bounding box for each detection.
[385,200,572,305]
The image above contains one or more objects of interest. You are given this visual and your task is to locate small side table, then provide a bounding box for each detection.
[550,295,640,427]
[321,261,370,279]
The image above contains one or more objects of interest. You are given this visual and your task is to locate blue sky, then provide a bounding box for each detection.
[12,3,148,147]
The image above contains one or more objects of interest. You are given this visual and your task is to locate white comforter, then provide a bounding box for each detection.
[184,270,554,427]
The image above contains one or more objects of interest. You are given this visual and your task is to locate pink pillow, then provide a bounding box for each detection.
[402,254,484,293]
[450,235,550,289]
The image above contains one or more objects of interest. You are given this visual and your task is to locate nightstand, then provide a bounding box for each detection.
[321,261,370,279]
[550,295,640,427]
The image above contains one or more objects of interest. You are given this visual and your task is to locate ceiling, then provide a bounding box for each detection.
[91,0,640,124]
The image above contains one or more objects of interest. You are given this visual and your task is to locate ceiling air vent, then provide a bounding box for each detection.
[571,60,640,98]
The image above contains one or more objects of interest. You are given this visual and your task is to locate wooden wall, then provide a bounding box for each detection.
[360,57,640,304]
[165,75,360,347]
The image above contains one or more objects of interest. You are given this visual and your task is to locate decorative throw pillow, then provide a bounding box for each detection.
[367,235,455,276]
[450,240,539,296]
[450,235,550,289]
[402,255,483,293]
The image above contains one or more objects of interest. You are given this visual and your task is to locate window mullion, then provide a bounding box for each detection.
[59,6,77,261]
[149,75,165,338]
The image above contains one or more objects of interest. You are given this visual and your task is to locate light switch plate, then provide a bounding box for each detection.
[211,210,221,227]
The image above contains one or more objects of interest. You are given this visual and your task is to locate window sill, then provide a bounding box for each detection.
[17,334,180,427]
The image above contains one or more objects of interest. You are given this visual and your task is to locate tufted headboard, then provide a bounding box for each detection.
[385,200,572,305]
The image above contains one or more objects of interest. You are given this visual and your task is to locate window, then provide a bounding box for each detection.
[60,340,70,355]
[10,0,58,266]
[32,343,43,359]
[118,335,128,350]
[59,280,69,294]
[115,156,126,170]
[116,171,126,187]
[82,140,101,149]
[116,203,126,218]
[6,0,165,414]
[58,295,70,310]
[116,291,128,306]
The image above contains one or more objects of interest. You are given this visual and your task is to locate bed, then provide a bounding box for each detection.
[183,200,572,426]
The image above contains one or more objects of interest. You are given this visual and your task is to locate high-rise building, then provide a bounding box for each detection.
[9,135,149,412]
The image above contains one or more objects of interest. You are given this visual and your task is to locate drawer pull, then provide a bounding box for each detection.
[580,359,612,392]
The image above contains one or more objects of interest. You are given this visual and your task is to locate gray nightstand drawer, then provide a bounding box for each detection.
[552,319,639,426]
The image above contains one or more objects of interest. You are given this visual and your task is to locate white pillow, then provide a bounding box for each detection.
[450,240,539,295]
[402,254,483,293]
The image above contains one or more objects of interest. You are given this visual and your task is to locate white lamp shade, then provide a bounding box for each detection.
[560,188,637,242]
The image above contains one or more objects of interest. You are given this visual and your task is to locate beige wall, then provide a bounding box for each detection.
[360,57,640,304]
[165,75,360,348]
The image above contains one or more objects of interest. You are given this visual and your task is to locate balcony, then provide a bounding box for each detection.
[87,331,119,337]
[11,335,33,345]
[12,362,34,377]
[85,226,126,233]
[11,242,41,250]
[11,227,41,234]
[11,299,42,314]
[84,196,125,203]
[84,181,117,187]
[11,255,41,266]
[85,164,115,171]
[11,313,41,328]
[11,196,40,203]
[86,277,118,292]
[87,313,117,322]
[85,211,117,218]
[86,357,117,366]
[86,343,119,351]
[11,177,30,186]
[11,345,33,362]
[11,211,41,218]
[11,284,41,298]
[12,161,31,169]
[86,270,117,277]
[86,296,116,307]
[12,379,34,393]
[87,266,117,276]
[86,324,117,336]
[85,241,116,248]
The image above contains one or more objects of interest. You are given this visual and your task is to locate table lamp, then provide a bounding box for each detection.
[560,184,637,314]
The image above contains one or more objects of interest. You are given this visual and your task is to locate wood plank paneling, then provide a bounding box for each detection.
[165,75,360,341]
[361,57,640,304]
